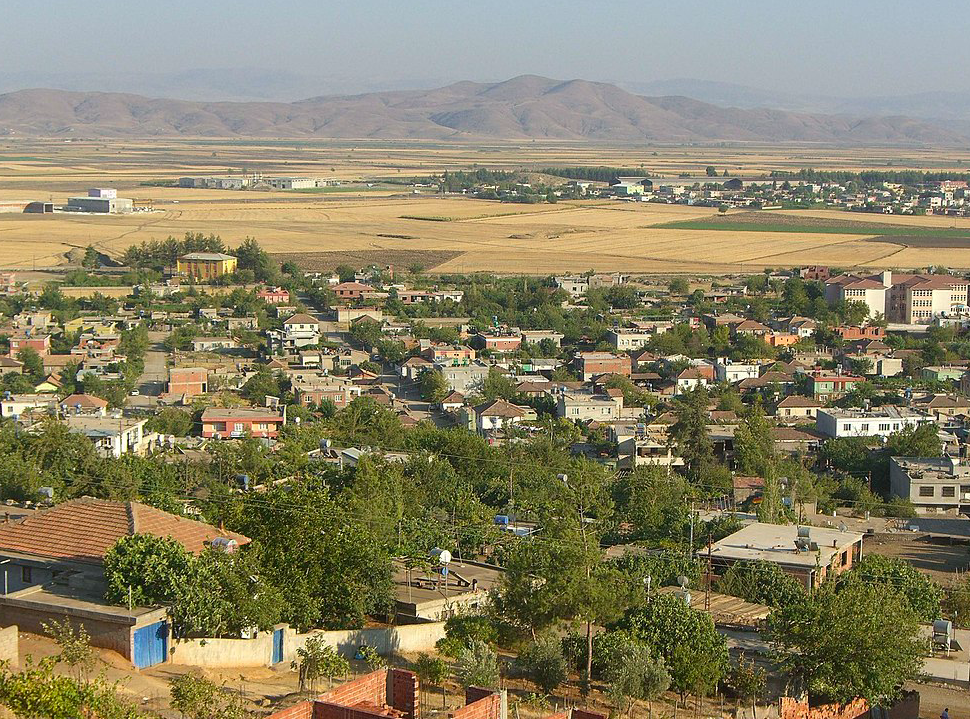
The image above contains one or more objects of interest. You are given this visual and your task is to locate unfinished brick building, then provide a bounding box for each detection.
[268,669,605,719]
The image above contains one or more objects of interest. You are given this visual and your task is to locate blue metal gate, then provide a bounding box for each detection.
[133,621,168,669]
[272,627,284,664]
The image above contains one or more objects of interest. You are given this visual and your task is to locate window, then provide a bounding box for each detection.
[21,566,31,584]
[878,423,890,432]
[919,486,935,497]
[943,486,956,498]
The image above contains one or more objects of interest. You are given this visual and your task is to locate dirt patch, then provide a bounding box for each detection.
[271,249,462,272]
[865,234,970,249]
[669,211,922,232]
[864,533,970,586]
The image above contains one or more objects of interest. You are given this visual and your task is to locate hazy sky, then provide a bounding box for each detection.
[1,0,968,97]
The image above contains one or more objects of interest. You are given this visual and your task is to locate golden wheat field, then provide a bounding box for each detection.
[1,138,969,274]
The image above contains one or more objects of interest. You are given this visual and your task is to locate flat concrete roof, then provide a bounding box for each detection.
[1,584,165,625]
[393,559,502,609]
[706,522,863,568]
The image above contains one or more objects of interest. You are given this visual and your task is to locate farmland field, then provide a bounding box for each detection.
[0,138,969,274]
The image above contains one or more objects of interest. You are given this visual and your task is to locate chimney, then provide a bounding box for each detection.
[881,270,892,288]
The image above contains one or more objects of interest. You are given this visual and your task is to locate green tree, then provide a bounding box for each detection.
[668,278,690,295]
[102,534,192,606]
[240,366,282,405]
[455,640,500,689]
[604,640,670,717]
[480,367,516,401]
[419,369,449,403]
[145,408,195,436]
[668,388,714,483]
[767,580,924,704]
[616,594,728,703]
[16,347,44,381]
[292,635,343,693]
[169,673,247,719]
[725,652,766,707]
[706,166,718,177]
[414,653,449,709]
[517,634,569,694]
[845,555,942,622]
[43,619,95,684]
[0,655,147,719]
[234,480,393,630]
[733,403,775,478]
[233,237,278,283]
[944,575,970,628]
[885,423,942,458]
[170,548,283,638]
[716,560,805,609]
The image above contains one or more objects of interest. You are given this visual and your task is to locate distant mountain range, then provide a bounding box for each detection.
[622,78,970,126]
[0,75,965,144]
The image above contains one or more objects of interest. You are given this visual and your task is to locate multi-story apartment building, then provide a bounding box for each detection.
[827,270,969,324]
[890,456,970,514]
[177,252,238,279]
[816,407,932,438]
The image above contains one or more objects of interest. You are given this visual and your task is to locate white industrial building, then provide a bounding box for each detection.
[67,188,132,214]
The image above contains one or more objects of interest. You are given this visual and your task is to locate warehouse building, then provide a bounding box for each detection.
[66,188,132,214]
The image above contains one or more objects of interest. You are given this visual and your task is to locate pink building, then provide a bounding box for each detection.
[201,407,285,439]
[257,286,291,305]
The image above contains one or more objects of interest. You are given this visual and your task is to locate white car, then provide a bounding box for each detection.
[129,389,140,396]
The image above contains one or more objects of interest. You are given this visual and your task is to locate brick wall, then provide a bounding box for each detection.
[465,687,494,706]
[452,691,502,719]
[780,697,870,719]
[572,709,607,719]
[388,668,419,719]
[318,669,389,708]
[268,701,314,719]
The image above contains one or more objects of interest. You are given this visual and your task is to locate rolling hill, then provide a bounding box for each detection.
[0,75,962,143]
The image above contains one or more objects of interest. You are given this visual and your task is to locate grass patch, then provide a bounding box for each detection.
[400,215,455,222]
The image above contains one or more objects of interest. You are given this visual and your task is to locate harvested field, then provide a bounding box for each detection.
[2,139,970,274]
[271,250,462,272]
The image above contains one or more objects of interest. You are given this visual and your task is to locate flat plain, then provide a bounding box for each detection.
[1,138,969,274]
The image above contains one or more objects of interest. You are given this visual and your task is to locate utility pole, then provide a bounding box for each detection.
[688,499,695,549]
[705,532,712,612]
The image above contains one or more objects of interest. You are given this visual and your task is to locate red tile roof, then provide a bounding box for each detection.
[0,498,249,565]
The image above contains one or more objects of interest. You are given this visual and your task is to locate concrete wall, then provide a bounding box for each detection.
[170,621,447,669]
[0,601,139,662]
[0,625,18,668]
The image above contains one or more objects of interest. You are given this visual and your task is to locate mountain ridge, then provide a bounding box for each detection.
[0,75,963,144]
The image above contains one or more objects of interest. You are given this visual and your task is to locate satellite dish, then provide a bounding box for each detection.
[430,547,452,565]
[677,575,689,588]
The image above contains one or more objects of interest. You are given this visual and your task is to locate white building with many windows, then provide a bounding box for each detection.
[815,407,932,439]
